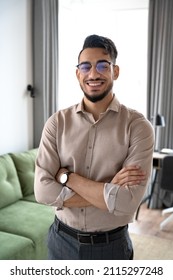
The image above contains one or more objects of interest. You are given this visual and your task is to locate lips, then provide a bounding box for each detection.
[86,79,105,87]
[87,82,103,86]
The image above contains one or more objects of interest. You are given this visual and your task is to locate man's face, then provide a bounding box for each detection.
[76,48,119,103]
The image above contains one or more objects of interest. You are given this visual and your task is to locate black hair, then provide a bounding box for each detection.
[78,34,118,63]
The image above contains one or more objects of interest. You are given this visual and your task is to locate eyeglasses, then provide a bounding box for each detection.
[76,60,114,74]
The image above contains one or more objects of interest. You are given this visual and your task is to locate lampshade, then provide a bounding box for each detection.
[155,114,165,127]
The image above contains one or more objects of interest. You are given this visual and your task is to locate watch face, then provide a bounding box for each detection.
[60,173,68,184]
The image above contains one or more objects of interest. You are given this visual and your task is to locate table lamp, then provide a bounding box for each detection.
[154,114,165,151]
[155,114,165,127]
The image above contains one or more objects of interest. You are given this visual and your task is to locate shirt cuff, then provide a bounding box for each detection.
[56,187,75,210]
[103,182,120,213]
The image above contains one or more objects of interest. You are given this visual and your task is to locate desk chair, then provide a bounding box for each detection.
[159,155,173,230]
[135,168,158,220]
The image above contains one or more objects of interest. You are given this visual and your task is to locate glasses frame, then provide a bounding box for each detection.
[76,60,114,74]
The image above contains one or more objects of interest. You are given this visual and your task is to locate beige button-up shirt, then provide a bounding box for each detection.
[34,95,154,231]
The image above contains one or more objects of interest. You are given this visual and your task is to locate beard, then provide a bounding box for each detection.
[80,82,113,103]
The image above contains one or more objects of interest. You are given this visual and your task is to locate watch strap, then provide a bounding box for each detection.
[62,171,72,186]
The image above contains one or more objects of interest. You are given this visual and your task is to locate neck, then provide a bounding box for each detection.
[83,93,114,121]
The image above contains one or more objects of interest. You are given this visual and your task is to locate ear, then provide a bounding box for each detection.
[113,65,119,80]
[76,69,80,81]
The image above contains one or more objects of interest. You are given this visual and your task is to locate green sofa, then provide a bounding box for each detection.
[0,149,54,260]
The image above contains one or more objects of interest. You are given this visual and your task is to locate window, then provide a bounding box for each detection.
[58,0,148,116]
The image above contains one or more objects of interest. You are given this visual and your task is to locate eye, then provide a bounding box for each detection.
[79,63,91,73]
[97,62,110,72]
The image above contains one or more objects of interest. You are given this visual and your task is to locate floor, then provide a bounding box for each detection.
[129,203,173,240]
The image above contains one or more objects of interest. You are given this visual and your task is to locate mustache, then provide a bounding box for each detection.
[85,78,106,82]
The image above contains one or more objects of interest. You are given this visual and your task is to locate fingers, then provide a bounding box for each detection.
[118,165,142,174]
[111,165,147,186]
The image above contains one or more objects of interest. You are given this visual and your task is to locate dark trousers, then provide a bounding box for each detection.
[47,218,133,260]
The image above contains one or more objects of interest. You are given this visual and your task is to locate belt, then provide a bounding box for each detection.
[55,217,127,245]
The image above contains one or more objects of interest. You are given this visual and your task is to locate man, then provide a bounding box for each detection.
[34,34,154,260]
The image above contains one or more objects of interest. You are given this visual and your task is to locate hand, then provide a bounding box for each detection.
[111,165,146,187]
[56,167,68,183]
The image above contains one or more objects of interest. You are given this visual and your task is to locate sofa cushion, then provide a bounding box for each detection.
[0,154,22,209]
[22,194,36,202]
[0,200,54,259]
[0,231,35,260]
[10,149,38,197]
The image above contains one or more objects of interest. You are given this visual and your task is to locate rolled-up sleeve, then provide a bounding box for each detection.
[56,187,75,210]
[103,114,154,216]
[35,159,75,208]
[104,180,148,216]
[34,113,76,208]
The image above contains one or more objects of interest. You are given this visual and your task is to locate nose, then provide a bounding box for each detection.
[88,65,101,78]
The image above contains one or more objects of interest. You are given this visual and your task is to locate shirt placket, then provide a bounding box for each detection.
[79,123,97,231]
[85,124,97,178]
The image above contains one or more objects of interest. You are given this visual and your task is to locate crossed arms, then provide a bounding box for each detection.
[56,165,146,210]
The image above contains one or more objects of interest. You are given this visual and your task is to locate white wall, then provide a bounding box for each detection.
[58,0,148,116]
[0,0,33,155]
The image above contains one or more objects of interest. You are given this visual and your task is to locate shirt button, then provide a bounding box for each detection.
[81,208,84,212]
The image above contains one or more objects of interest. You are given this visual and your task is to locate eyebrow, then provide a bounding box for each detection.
[79,59,110,65]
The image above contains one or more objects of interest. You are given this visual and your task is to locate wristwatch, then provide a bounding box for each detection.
[59,171,72,186]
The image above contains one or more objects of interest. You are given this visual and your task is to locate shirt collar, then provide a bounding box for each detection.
[76,94,120,114]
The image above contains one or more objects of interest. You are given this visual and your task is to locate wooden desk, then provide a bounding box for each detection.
[153,152,167,169]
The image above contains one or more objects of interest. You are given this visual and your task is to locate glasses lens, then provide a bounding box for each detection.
[96,61,111,73]
[78,63,92,73]
[77,61,111,74]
